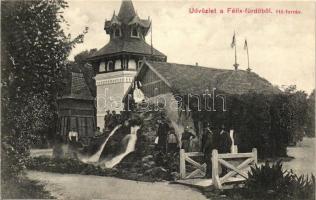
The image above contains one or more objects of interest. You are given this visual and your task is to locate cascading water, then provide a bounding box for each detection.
[101,126,140,168]
[79,125,121,163]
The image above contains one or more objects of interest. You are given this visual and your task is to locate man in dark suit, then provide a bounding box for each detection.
[157,117,169,153]
[201,122,215,178]
[218,124,232,176]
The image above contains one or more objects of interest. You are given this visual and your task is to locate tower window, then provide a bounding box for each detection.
[107,61,114,71]
[99,62,106,72]
[114,28,121,38]
[131,26,139,38]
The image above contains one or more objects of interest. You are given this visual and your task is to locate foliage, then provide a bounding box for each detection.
[306,90,315,137]
[72,48,98,97]
[1,0,87,182]
[154,151,179,173]
[27,156,118,176]
[1,176,53,199]
[74,48,97,64]
[27,156,171,182]
[190,87,309,158]
[243,161,315,200]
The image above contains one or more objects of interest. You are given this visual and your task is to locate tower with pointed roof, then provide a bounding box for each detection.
[88,0,167,128]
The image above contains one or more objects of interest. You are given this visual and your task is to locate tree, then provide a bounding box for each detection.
[73,49,98,97]
[306,89,315,137]
[1,0,87,180]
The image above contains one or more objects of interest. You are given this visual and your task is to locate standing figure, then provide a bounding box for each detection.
[181,126,195,152]
[218,124,232,176]
[167,127,179,152]
[109,111,118,129]
[68,128,79,159]
[157,117,169,153]
[94,127,103,137]
[201,123,215,178]
[104,110,111,132]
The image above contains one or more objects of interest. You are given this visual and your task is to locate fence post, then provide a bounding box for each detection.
[180,149,186,179]
[252,148,257,164]
[212,149,222,189]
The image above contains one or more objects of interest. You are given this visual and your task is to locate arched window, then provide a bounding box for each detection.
[99,62,106,72]
[114,60,121,70]
[131,26,139,38]
[128,59,137,70]
[107,61,114,71]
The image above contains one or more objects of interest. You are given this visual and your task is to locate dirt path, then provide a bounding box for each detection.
[283,137,316,176]
[27,171,207,200]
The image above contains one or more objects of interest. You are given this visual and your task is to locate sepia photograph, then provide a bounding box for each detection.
[1,0,315,199]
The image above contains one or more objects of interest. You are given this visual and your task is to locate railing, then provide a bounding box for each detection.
[179,148,257,189]
[179,149,206,179]
[212,148,257,189]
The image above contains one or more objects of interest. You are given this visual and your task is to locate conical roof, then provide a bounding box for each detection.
[118,0,136,24]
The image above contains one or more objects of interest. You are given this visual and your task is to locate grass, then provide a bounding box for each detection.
[1,176,54,199]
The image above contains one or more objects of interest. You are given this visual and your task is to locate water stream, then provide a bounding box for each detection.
[101,126,140,168]
[79,125,121,163]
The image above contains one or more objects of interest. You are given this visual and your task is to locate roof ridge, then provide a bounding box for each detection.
[147,61,236,72]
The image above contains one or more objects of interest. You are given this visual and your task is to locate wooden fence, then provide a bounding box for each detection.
[179,148,257,189]
[179,149,206,179]
[212,148,257,189]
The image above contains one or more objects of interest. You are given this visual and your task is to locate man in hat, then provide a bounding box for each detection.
[104,110,111,132]
[218,124,232,175]
[157,116,170,153]
[201,122,215,178]
[181,126,195,152]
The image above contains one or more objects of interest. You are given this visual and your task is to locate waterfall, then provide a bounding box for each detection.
[101,126,140,168]
[80,125,121,163]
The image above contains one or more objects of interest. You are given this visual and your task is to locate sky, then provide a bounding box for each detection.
[63,0,315,93]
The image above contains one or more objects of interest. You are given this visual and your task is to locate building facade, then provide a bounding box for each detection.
[57,66,96,143]
[88,0,167,129]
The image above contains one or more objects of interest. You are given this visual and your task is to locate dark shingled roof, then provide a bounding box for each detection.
[60,64,94,101]
[138,61,279,95]
[118,0,136,24]
[89,38,166,59]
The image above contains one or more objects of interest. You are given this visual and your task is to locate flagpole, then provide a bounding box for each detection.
[245,39,251,72]
[233,32,239,70]
[234,42,237,66]
[150,20,153,56]
[247,44,249,69]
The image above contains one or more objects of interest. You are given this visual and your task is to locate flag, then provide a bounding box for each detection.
[231,33,236,48]
[244,39,248,50]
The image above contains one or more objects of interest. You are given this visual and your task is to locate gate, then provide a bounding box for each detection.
[179,149,206,179]
[212,148,257,189]
[179,148,257,189]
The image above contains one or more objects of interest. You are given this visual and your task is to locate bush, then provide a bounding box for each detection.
[27,157,118,176]
[243,161,315,200]
[190,90,309,158]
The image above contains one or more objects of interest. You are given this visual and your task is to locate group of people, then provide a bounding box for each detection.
[156,117,180,153]
[103,110,120,132]
[201,123,232,178]
[155,117,233,178]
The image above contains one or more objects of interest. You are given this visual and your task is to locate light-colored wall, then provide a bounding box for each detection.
[95,71,136,129]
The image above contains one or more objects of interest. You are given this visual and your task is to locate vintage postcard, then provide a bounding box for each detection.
[1,0,315,199]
